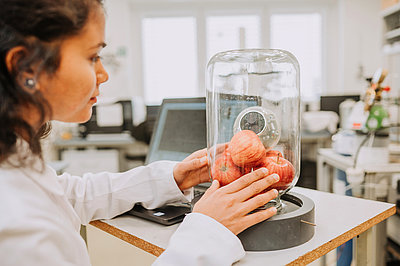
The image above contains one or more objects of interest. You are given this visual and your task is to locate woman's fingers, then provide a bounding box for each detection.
[202,179,220,197]
[239,189,278,215]
[185,156,208,169]
[237,207,278,234]
[215,143,229,154]
[193,176,279,235]
[222,168,271,194]
[235,174,279,202]
[209,143,230,160]
[175,155,207,175]
[183,148,207,162]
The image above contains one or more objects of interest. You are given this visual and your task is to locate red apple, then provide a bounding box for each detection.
[229,130,266,168]
[211,152,243,186]
[265,150,283,158]
[240,166,252,175]
[264,155,295,191]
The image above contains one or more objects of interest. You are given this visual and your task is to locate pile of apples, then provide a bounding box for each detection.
[211,130,295,191]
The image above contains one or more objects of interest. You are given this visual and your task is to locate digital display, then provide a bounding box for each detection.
[146,100,207,164]
[159,109,206,153]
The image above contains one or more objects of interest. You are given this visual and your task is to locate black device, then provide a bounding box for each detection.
[79,100,134,138]
[319,94,360,115]
[128,105,161,144]
[127,204,191,226]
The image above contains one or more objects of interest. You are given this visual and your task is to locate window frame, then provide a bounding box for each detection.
[268,10,326,100]
[129,0,330,104]
[141,15,199,104]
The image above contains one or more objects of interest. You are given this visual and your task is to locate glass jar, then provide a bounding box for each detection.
[206,49,300,202]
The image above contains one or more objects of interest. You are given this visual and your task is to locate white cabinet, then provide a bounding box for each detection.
[382,2,400,45]
[382,3,400,97]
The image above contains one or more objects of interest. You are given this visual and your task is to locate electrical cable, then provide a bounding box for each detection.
[351,123,400,169]
[352,131,373,169]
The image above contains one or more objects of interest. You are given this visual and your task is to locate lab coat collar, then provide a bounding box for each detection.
[2,138,64,196]
[1,138,43,171]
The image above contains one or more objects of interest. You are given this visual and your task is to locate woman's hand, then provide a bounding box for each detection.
[192,168,279,235]
[173,144,228,191]
[173,148,209,191]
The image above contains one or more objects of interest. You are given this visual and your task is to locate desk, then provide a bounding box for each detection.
[317,148,400,265]
[88,187,395,266]
[316,148,400,200]
[53,135,144,172]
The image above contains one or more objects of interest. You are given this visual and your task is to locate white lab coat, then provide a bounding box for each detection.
[0,140,245,266]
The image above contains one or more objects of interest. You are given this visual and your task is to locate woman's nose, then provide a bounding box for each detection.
[96,60,109,85]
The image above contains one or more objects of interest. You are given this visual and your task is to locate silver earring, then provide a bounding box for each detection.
[24,78,36,89]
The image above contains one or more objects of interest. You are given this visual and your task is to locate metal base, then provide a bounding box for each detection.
[237,192,315,251]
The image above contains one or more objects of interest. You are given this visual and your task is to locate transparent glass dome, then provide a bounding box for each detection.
[206,49,300,197]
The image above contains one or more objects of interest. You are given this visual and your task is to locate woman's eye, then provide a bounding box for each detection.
[91,55,102,63]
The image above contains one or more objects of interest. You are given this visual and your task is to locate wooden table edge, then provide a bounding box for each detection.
[89,220,165,257]
[89,205,396,264]
[287,205,396,266]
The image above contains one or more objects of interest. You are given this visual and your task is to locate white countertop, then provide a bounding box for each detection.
[318,148,400,173]
[91,187,395,265]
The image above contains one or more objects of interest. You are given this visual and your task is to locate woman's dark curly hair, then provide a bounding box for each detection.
[0,0,103,165]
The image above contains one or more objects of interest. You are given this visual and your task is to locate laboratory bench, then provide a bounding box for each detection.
[316,148,400,200]
[87,187,395,266]
[317,148,400,265]
[53,134,148,173]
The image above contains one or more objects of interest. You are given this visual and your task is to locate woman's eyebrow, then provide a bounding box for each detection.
[89,42,107,50]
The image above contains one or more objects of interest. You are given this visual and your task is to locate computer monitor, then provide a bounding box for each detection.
[320,95,360,115]
[145,98,207,164]
[145,95,262,165]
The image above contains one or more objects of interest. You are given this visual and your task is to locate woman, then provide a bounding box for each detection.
[0,0,279,265]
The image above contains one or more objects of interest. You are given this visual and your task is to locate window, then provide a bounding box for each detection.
[206,15,261,61]
[138,7,325,104]
[142,17,198,105]
[270,13,322,100]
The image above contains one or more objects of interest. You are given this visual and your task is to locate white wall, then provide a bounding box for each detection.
[101,0,136,99]
[101,0,383,100]
[336,0,382,95]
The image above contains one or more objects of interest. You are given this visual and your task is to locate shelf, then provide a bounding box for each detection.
[383,45,400,55]
[381,2,400,17]
[385,28,400,40]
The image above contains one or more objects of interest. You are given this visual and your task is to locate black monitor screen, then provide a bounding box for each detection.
[159,109,206,153]
[145,100,206,164]
[320,95,360,115]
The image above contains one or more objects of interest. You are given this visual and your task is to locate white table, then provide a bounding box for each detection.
[53,135,143,171]
[317,148,400,200]
[89,187,395,266]
[316,148,400,265]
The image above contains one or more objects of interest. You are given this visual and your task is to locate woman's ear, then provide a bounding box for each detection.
[5,46,38,90]
[5,46,26,74]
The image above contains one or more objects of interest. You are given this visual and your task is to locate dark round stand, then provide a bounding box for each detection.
[237,192,315,251]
